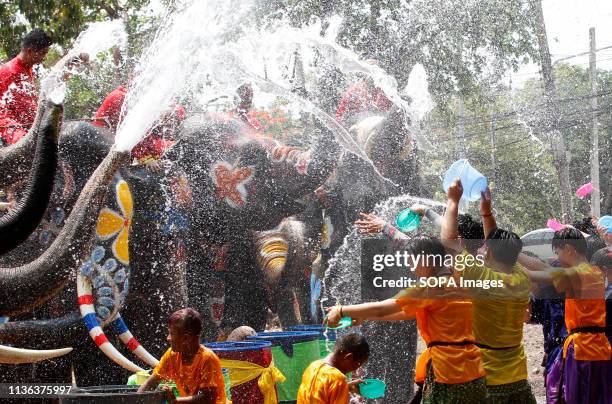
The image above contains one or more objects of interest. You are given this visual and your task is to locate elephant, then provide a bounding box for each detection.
[0,99,81,366]
[249,105,421,403]
[0,108,341,391]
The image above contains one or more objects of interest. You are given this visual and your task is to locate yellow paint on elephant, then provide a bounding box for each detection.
[256,236,288,281]
[96,180,133,265]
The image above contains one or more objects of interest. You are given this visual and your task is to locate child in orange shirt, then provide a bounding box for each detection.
[297,333,369,404]
[139,308,226,403]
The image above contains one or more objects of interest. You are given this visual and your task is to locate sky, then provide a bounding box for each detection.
[510,0,612,86]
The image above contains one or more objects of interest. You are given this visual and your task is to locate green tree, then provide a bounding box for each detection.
[255,0,540,103]
[0,0,151,60]
[422,62,612,233]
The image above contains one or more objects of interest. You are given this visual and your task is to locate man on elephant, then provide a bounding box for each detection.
[93,83,185,164]
[0,29,53,146]
[227,82,263,132]
[335,61,392,127]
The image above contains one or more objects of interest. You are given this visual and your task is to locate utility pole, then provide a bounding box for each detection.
[457,98,466,159]
[490,101,499,191]
[533,0,573,223]
[589,27,601,217]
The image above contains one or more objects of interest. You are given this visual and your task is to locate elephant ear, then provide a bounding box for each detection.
[59,122,112,191]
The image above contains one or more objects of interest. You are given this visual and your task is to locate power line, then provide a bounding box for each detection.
[431,102,612,143]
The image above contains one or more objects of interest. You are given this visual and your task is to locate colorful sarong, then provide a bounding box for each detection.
[486,379,536,404]
[546,339,612,404]
[422,361,487,404]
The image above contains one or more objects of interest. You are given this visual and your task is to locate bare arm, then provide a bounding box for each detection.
[479,188,496,238]
[325,299,403,327]
[522,268,553,284]
[517,253,552,272]
[440,179,463,251]
[176,388,217,403]
[138,373,161,393]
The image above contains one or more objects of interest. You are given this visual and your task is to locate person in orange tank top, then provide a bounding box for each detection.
[519,228,612,403]
[326,236,487,403]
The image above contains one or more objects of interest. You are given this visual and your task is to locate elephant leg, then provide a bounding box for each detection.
[185,239,219,342]
[220,239,268,332]
[275,288,299,327]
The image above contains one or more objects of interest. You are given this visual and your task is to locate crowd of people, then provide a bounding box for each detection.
[2,28,612,404]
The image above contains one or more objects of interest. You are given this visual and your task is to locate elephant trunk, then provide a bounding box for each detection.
[0,101,49,189]
[0,101,62,255]
[0,148,131,316]
[0,311,81,346]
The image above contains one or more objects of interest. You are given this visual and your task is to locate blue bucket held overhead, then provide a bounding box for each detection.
[246,331,319,357]
[443,159,488,201]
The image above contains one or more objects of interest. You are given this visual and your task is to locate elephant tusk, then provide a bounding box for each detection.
[108,314,159,368]
[0,345,72,364]
[76,274,144,373]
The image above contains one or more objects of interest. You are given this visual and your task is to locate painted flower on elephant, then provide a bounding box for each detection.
[96,180,133,265]
[211,161,253,209]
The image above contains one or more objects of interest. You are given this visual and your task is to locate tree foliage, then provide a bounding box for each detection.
[0,0,151,60]
[422,63,612,233]
[255,0,540,102]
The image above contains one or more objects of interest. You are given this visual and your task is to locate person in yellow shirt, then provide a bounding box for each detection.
[519,228,612,403]
[326,236,487,403]
[297,333,369,403]
[139,308,227,403]
[441,179,536,403]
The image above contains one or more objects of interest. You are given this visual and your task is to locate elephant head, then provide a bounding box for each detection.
[166,114,340,239]
[0,124,131,316]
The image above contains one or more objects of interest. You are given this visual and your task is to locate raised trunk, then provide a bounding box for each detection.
[0,149,130,316]
[0,101,48,189]
[0,102,62,255]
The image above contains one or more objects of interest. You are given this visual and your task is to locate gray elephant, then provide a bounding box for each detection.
[0,107,341,390]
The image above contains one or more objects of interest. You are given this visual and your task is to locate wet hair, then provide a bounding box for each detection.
[457,214,485,254]
[409,236,447,273]
[571,216,598,237]
[486,228,523,266]
[586,236,607,262]
[168,308,202,336]
[590,247,612,269]
[22,29,53,50]
[334,333,369,361]
[551,228,587,255]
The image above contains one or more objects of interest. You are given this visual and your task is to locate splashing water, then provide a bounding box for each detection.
[114,0,434,172]
[403,64,434,122]
[40,20,127,102]
[321,194,445,308]
[114,0,255,151]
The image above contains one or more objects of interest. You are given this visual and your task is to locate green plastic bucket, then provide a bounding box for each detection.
[247,331,320,402]
[285,325,337,357]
